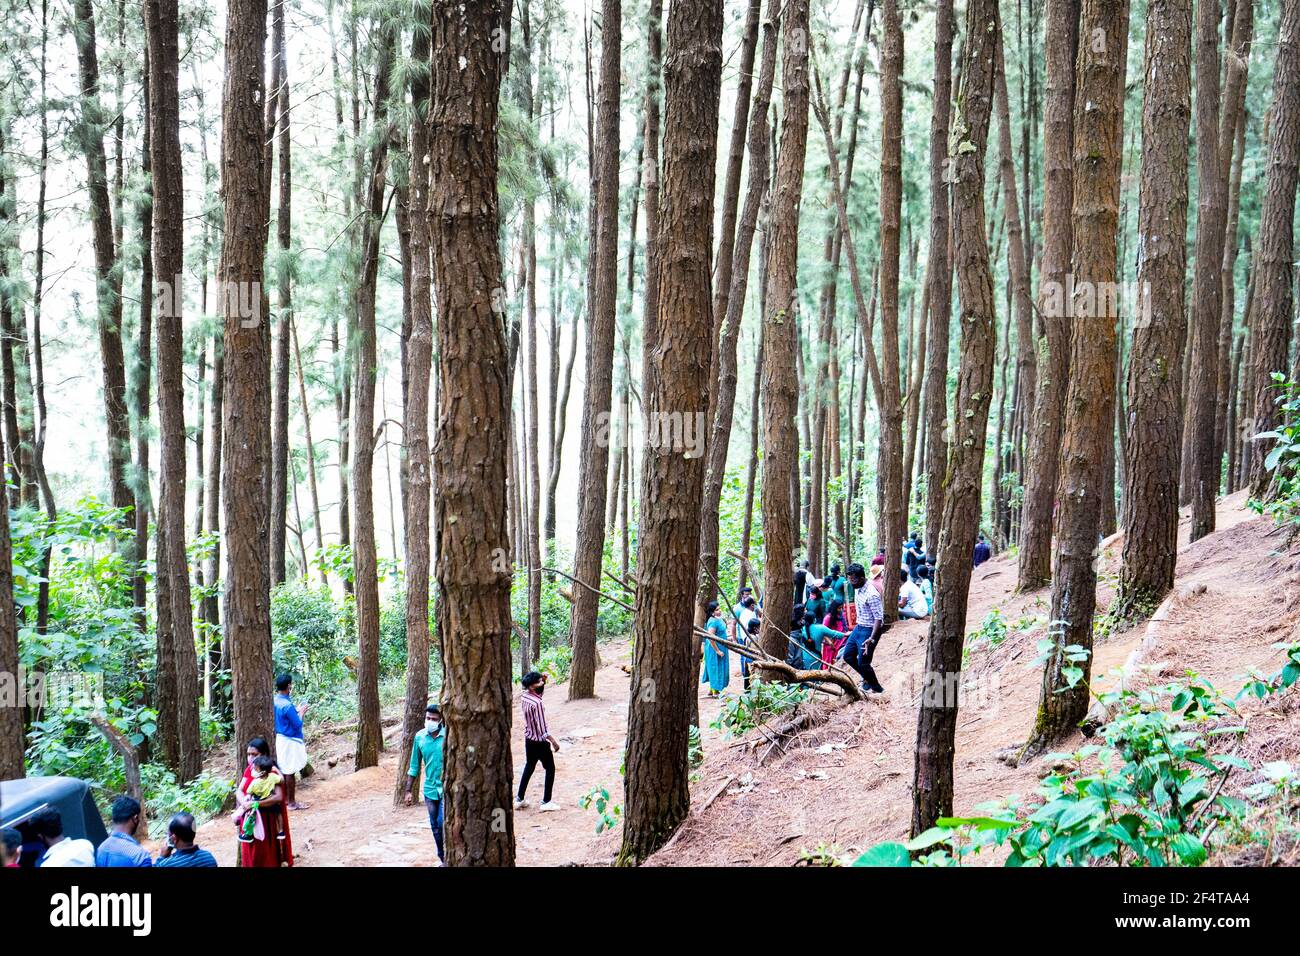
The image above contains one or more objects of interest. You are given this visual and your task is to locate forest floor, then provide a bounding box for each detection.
[194,492,1300,866]
[193,642,729,866]
[652,491,1300,866]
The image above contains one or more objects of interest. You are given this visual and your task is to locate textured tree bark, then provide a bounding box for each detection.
[72,0,134,523]
[911,0,1000,835]
[393,18,433,808]
[1213,0,1253,470]
[351,17,397,770]
[132,61,156,655]
[694,0,777,689]
[1115,0,1192,621]
[759,0,811,662]
[1018,0,1079,591]
[738,252,769,595]
[811,6,870,572]
[146,0,201,781]
[219,0,274,767]
[923,0,955,552]
[429,0,515,867]
[1248,0,1300,495]
[568,0,621,700]
[269,3,292,587]
[994,35,1036,503]
[29,4,58,635]
[0,428,20,778]
[708,0,763,380]
[875,0,906,621]
[1025,0,1128,756]
[1186,0,1226,541]
[619,0,723,866]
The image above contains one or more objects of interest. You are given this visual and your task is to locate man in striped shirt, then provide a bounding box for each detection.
[515,671,561,811]
[154,814,218,867]
[843,562,886,694]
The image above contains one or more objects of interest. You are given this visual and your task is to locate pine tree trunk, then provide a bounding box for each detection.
[911,0,1000,834]
[875,0,906,621]
[694,0,777,686]
[72,0,136,546]
[568,0,622,700]
[1213,0,1254,468]
[132,67,155,640]
[351,16,398,770]
[31,1,58,636]
[1026,0,1128,756]
[269,4,292,587]
[923,0,955,552]
[995,35,1036,499]
[759,0,812,661]
[520,1,544,675]
[1247,0,1300,495]
[393,17,433,807]
[0,429,19,779]
[1116,0,1192,620]
[146,0,201,781]
[1018,0,1079,591]
[618,0,724,866]
[1187,0,1226,540]
[219,0,274,766]
[430,0,516,867]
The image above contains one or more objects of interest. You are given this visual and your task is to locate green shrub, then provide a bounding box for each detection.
[711,680,810,738]
[140,766,233,839]
[379,588,408,675]
[856,675,1252,867]
[270,582,343,688]
[536,642,572,683]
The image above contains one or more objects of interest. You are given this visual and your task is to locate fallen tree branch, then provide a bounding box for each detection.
[536,566,636,613]
[751,660,864,701]
[91,716,146,832]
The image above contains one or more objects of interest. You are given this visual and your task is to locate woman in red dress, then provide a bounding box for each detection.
[235,737,294,867]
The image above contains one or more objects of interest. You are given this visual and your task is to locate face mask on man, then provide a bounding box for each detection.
[425,719,442,735]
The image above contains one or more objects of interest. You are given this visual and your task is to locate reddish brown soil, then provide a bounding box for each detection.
[650,492,1300,866]
[196,493,1300,866]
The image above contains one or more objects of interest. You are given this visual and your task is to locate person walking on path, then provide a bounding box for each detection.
[404,703,447,865]
[515,671,560,812]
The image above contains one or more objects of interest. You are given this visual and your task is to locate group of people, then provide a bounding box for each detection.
[700,528,995,699]
[6,666,566,871]
[699,560,893,698]
[3,797,218,868]
[401,669,561,867]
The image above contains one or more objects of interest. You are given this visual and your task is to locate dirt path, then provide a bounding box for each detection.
[196,493,1296,867]
[196,641,728,866]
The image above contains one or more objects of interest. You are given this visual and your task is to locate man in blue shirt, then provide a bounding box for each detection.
[155,813,218,867]
[274,674,310,810]
[403,703,446,865]
[95,796,152,867]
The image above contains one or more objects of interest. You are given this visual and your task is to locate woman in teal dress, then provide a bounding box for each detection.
[701,601,730,696]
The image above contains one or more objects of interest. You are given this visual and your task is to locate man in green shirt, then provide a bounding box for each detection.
[404,703,446,865]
